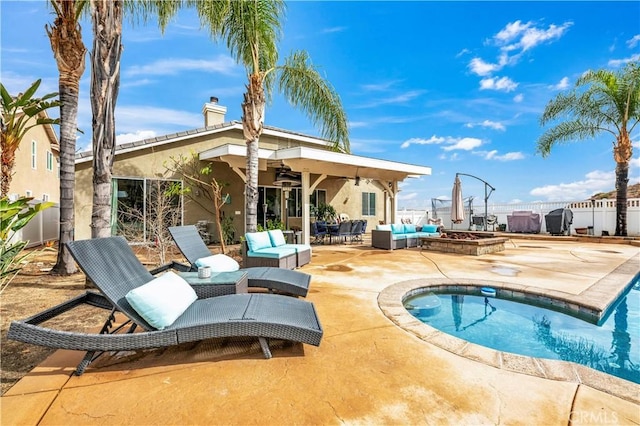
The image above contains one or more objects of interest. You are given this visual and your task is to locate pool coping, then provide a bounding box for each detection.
[377,257,639,405]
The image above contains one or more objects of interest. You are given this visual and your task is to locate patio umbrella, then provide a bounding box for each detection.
[451,175,465,224]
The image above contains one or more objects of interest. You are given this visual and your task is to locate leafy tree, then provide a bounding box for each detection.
[537,62,640,236]
[0,80,59,197]
[197,0,349,233]
[165,152,232,253]
[47,0,88,275]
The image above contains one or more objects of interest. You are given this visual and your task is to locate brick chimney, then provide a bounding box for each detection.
[202,96,227,127]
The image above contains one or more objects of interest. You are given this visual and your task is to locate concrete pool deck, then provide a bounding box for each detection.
[2,235,639,425]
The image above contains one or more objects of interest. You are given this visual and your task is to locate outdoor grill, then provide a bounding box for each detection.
[545,208,573,235]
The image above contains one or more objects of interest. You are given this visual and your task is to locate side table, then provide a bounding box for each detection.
[178,270,248,298]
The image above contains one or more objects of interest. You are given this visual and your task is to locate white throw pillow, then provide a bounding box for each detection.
[195,254,240,272]
[125,271,197,330]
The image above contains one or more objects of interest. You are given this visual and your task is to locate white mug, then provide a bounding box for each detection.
[198,266,211,279]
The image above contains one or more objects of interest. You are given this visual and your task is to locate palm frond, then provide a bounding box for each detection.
[537,120,605,157]
[278,50,349,153]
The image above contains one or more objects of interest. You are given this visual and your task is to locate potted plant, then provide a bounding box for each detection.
[316,203,336,222]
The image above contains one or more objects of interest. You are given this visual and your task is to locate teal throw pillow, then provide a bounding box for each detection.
[245,231,273,251]
[125,271,197,330]
[267,229,287,247]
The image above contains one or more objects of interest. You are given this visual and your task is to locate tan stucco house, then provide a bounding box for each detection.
[8,112,60,203]
[74,99,432,244]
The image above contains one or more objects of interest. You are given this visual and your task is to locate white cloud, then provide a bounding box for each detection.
[529,169,615,200]
[513,93,524,103]
[627,35,640,48]
[116,105,203,133]
[397,192,418,201]
[468,57,499,76]
[125,55,238,76]
[608,53,640,68]
[360,80,401,92]
[552,77,570,90]
[442,137,483,151]
[401,135,483,152]
[456,48,471,58]
[321,26,347,34]
[479,76,518,92]
[356,90,425,108]
[401,135,445,148]
[465,120,506,131]
[116,130,157,145]
[475,150,524,161]
[493,20,573,53]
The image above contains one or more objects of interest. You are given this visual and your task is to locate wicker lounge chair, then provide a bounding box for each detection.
[7,236,323,375]
[168,226,310,297]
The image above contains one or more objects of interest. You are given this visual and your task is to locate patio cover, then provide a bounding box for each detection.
[199,144,432,243]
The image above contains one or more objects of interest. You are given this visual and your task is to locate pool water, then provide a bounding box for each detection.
[404,279,640,384]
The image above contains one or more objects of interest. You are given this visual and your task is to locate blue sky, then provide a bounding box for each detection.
[2,1,639,208]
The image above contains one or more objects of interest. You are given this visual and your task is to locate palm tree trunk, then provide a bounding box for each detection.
[614,161,628,236]
[47,0,86,275]
[0,137,17,197]
[242,76,265,234]
[53,78,82,274]
[89,0,122,238]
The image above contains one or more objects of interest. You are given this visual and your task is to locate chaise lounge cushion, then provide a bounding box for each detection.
[125,271,197,330]
[195,254,240,272]
[267,230,288,247]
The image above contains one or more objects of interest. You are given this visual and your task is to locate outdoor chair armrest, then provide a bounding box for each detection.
[149,261,192,275]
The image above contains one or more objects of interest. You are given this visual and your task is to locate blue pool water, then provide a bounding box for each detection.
[404,277,640,384]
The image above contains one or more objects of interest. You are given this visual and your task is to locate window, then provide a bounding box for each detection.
[25,190,33,197]
[31,140,37,169]
[46,151,53,171]
[111,177,183,241]
[42,194,49,201]
[287,188,327,218]
[362,192,376,216]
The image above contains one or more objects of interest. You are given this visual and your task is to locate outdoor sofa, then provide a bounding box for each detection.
[8,236,323,375]
[243,230,311,269]
[168,225,310,297]
[372,223,441,250]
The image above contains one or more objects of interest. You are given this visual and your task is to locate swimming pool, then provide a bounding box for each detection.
[404,277,640,384]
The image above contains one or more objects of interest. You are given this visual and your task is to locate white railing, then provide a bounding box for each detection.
[397,198,640,236]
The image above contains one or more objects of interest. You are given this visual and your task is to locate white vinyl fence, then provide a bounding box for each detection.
[12,202,60,248]
[397,198,640,236]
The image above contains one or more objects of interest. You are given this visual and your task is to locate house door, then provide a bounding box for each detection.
[258,187,282,228]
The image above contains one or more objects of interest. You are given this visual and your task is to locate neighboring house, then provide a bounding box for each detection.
[8,111,60,202]
[74,99,432,243]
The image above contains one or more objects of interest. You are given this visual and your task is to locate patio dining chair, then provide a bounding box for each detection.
[168,225,310,297]
[8,236,323,375]
[349,220,364,244]
[329,220,352,244]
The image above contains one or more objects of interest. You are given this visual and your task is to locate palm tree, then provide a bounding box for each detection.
[537,62,640,236]
[0,80,59,197]
[199,0,349,233]
[47,0,88,275]
[88,0,124,238]
[87,0,188,238]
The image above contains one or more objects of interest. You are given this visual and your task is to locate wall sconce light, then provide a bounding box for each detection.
[355,176,360,186]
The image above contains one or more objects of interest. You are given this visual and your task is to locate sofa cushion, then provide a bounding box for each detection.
[391,224,405,234]
[195,254,240,272]
[391,234,407,241]
[125,271,197,330]
[246,247,296,259]
[280,243,312,254]
[245,231,273,252]
[421,224,439,233]
[376,224,392,231]
[404,224,417,233]
[267,229,287,247]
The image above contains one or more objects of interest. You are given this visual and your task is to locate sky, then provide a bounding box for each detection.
[1,1,639,209]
